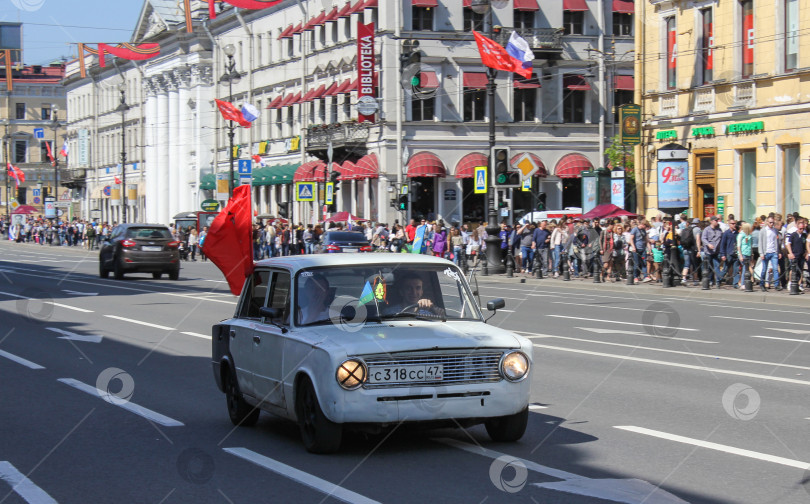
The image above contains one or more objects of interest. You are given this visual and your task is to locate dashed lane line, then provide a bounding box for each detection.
[0,349,44,370]
[57,378,184,427]
[103,315,174,331]
[0,290,93,313]
[181,331,211,340]
[223,447,381,504]
[547,315,699,331]
[614,426,810,470]
[553,302,678,313]
[712,315,807,326]
[0,461,57,504]
[751,335,810,344]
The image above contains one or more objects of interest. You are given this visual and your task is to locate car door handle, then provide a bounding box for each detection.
[229,330,236,339]
[253,335,261,344]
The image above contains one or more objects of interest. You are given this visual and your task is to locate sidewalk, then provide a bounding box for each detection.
[474,270,810,307]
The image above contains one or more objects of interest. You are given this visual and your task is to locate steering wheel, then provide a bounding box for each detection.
[392,303,444,319]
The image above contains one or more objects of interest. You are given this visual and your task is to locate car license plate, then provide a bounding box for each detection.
[343,247,358,253]
[368,364,443,383]
[142,246,162,252]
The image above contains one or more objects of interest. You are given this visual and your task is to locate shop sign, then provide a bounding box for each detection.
[357,22,376,123]
[201,199,220,212]
[443,189,456,201]
[619,104,641,145]
[717,195,725,215]
[656,160,689,208]
[726,121,764,134]
[656,130,678,141]
[692,126,715,137]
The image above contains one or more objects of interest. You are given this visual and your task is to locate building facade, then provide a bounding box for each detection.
[637,0,810,221]
[65,0,634,226]
[1,62,67,217]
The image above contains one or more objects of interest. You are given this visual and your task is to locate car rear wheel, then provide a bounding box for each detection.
[168,268,179,281]
[113,257,125,280]
[99,262,109,279]
[295,376,342,454]
[485,407,529,442]
[152,272,162,279]
[223,367,259,427]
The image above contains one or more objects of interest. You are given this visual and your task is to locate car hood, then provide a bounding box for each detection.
[308,320,523,356]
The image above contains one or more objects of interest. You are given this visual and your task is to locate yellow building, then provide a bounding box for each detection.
[635,0,809,222]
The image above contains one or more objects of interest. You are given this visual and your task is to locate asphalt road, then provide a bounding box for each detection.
[0,240,808,504]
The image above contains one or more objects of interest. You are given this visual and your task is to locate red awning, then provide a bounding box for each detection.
[514,74,541,88]
[291,23,303,35]
[614,75,634,90]
[354,153,379,179]
[420,71,439,88]
[304,11,325,30]
[310,84,327,100]
[463,72,489,89]
[554,153,593,178]
[613,0,634,13]
[323,82,339,96]
[338,160,356,180]
[279,93,294,107]
[407,151,446,178]
[301,88,317,102]
[454,152,488,179]
[350,0,366,14]
[510,152,548,177]
[412,0,438,6]
[364,0,378,7]
[337,1,353,17]
[564,75,591,90]
[514,0,539,11]
[312,161,328,180]
[563,0,588,11]
[338,79,357,93]
[294,160,322,182]
[266,95,283,109]
[463,0,471,6]
[278,24,294,39]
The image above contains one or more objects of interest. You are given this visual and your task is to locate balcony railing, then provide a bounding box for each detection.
[495,27,565,52]
[659,94,677,117]
[305,122,370,151]
[693,87,714,113]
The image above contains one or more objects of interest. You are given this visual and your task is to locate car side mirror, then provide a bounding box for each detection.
[487,298,506,312]
[259,306,282,319]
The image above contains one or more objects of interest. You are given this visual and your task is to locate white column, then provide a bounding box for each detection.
[167,73,180,220]
[351,180,357,215]
[364,178,370,219]
[156,79,170,226]
[144,79,158,222]
[260,185,267,214]
[177,70,192,214]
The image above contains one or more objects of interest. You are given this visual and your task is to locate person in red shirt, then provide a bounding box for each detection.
[405,218,417,243]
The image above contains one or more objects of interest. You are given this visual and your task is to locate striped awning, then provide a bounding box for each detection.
[613,0,634,13]
[407,151,446,178]
[266,95,283,109]
[354,153,379,179]
[454,152,488,179]
[514,0,539,11]
[294,160,325,182]
[555,153,593,178]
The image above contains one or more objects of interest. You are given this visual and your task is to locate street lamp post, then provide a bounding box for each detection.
[220,44,241,200]
[2,120,9,218]
[50,105,60,221]
[471,0,504,274]
[116,83,130,223]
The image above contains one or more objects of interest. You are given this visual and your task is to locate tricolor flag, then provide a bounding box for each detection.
[251,154,266,167]
[60,140,69,157]
[215,99,252,128]
[506,32,534,74]
[7,162,25,188]
[473,31,532,79]
[241,103,260,123]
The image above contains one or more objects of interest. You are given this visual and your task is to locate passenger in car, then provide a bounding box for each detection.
[297,273,335,325]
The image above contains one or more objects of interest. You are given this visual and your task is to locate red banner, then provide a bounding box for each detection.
[667,25,677,70]
[78,43,160,77]
[743,8,754,73]
[207,0,284,20]
[357,22,376,123]
[202,184,254,295]
[473,31,532,79]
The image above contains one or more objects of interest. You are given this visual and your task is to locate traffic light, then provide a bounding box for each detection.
[326,203,337,213]
[400,39,420,75]
[330,170,340,190]
[277,202,289,219]
[397,194,408,211]
[492,147,519,187]
[537,192,547,211]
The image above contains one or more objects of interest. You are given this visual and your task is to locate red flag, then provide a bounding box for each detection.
[202,184,254,295]
[114,176,122,185]
[44,141,55,165]
[7,162,25,188]
[207,0,284,20]
[215,99,251,128]
[473,31,532,79]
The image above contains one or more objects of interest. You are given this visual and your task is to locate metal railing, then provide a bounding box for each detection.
[305,122,370,150]
[494,27,565,51]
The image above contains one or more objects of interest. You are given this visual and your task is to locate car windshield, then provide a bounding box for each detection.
[126,227,172,239]
[294,264,481,327]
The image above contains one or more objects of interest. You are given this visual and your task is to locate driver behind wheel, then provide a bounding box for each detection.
[386,275,445,317]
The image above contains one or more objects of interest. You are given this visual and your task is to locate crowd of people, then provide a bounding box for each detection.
[1,215,109,249]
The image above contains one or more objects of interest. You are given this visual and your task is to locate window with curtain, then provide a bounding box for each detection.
[741,150,757,222]
[785,0,798,71]
[613,14,632,36]
[784,146,800,215]
[515,11,535,30]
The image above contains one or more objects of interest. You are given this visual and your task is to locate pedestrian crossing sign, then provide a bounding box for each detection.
[325,182,334,204]
[296,182,315,201]
[522,176,532,192]
[474,166,487,194]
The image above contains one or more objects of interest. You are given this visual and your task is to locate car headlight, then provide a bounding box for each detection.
[336,359,367,390]
[500,351,529,382]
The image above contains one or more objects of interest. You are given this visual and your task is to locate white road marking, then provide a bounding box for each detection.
[713,315,806,326]
[529,404,548,411]
[517,331,810,372]
[0,350,44,370]
[555,302,676,313]
[751,335,810,343]
[58,378,184,427]
[46,327,102,343]
[497,309,516,313]
[0,461,58,504]
[615,426,810,470]
[61,289,98,296]
[532,342,810,386]
[181,331,211,340]
[577,327,715,344]
[435,438,687,504]
[699,303,809,316]
[103,315,174,331]
[548,315,699,331]
[0,290,93,313]
[223,447,380,504]
[765,327,810,335]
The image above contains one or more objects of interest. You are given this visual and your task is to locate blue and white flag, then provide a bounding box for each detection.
[506,31,534,72]
[241,103,260,123]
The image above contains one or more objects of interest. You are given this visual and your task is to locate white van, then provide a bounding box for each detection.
[517,208,583,225]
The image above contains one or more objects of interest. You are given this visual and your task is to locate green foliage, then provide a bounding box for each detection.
[605,135,635,183]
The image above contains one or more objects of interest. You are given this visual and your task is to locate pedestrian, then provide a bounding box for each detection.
[304,224,315,254]
[281,225,291,256]
[652,240,664,282]
[449,227,464,265]
[736,221,753,289]
[701,216,723,287]
[517,223,534,274]
[199,226,208,261]
[718,217,739,287]
[786,217,807,291]
[600,221,615,281]
[265,222,276,258]
[759,216,781,291]
[432,224,447,258]
[532,220,551,276]
[188,226,199,261]
[629,220,651,283]
[550,220,568,277]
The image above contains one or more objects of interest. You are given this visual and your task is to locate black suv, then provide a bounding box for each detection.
[99,223,181,280]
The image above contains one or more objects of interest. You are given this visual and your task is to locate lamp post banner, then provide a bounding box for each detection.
[357,22,376,123]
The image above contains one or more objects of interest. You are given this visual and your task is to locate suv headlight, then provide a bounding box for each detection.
[336,359,367,390]
[500,351,529,382]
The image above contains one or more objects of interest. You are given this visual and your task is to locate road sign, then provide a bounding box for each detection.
[325,182,334,205]
[238,159,252,175]
[55,202,70,208]
[295,182,315,202]
[401,185,408,195]
[59,190,71,202]
[240,177,251,187]
[474,166,487,194]
[513,152,539,180]
[34,128,44,139]
[521,176,531,192]
[32,188,41,197]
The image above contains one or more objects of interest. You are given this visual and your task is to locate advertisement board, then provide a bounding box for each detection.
[656,160,689,208]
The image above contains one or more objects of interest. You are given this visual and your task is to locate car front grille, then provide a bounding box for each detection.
[362,350,504,388]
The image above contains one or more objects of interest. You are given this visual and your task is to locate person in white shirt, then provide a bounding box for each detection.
[759,216,781,291]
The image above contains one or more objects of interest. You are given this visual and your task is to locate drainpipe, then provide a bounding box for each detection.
[597,0,605,170]
[396,0,403,211]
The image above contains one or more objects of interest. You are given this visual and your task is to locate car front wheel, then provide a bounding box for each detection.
[224,367,259,427]
[295,376,342,454]
[485,407,529,442]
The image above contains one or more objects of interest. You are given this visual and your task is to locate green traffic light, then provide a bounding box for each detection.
[411,76,420,87]
[496,174,507,184]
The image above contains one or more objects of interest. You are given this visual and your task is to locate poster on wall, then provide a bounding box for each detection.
[657,160,689,208]
[611,179,625,208]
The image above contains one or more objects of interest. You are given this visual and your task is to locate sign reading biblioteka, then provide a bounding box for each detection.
[357,22,376,123]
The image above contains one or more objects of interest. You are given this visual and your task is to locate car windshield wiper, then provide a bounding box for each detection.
[382,312,445,322]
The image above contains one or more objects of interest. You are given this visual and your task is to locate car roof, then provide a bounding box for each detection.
[118,223,170,229]
[254,253,454,273]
